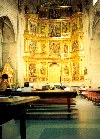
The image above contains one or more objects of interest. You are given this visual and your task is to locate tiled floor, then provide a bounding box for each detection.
[2,96,100,139]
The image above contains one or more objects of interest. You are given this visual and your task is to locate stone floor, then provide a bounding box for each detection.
[2,95,100,139]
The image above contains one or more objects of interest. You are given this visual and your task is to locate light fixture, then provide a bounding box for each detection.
[39,0,72,9]
[58,5,71,8]
[58,0,72,8]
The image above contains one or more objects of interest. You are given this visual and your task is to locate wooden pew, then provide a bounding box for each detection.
[88,90,100,105]
[10,90,77,112]
[79,89,88,98]
[79,89,100,105]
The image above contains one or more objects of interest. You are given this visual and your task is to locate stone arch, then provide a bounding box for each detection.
[0,14,17,41]
[0,15,17,71]
[0,16,15,43]
[92,12,100,36]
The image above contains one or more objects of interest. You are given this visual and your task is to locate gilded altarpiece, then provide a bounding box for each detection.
[23,13,84,83]
[49,41,60,58]
[39,22,48,37]
[29,40,37,53]
[61,62,70,82]
[40,41,47,54]
[49,22,61,37]
[0,63,14,87]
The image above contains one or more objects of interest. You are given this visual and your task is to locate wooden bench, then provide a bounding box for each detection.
[79,89,100,105]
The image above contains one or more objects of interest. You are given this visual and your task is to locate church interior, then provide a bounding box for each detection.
[0,0,99,89]
[0,0,100,139]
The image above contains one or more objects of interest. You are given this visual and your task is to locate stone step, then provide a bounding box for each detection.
[27,108,77,112]
[26,111,77,115]
[26,111,78,120]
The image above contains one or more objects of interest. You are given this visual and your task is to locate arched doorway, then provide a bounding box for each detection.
[48,63,61,84]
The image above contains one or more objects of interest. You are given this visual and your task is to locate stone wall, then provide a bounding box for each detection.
[83,0,100,89]
[0,0,25,86]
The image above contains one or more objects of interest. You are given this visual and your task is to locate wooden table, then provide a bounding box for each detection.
[11,90,77,112]
[0,96,40,139]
